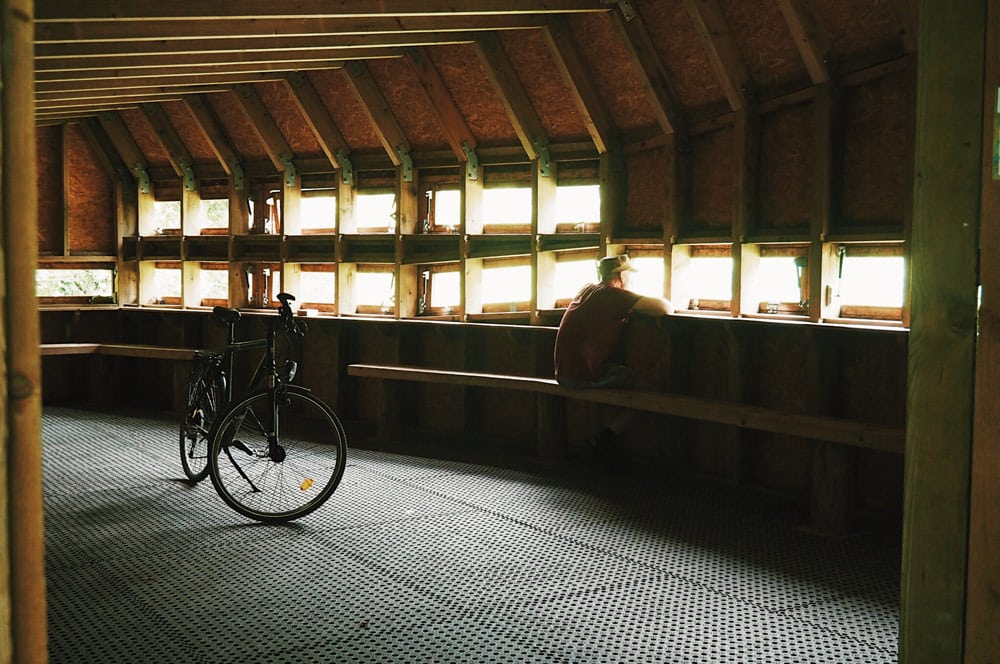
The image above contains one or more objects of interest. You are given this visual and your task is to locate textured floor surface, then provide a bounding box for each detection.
[43,407,900,663]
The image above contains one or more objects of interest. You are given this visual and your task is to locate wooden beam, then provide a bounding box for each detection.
[284,72,352,176]
[97,110,151,193]
[474,31,549,168]
[37,70,298,94]
[900,0,986,661]
[776,0,834,84]
[543,16,618,154]
[232,83,297,182]
[683,0,754,111]
[343,61,413,178]
[35,58,373,84]
[609,4,685,136]
[34,1,610,21]
[78,116,133,185]
[140,102,197,187]
[404,46,479,167]
[182,95,245,188]
[37,86,232,104]
[35,14,555,43]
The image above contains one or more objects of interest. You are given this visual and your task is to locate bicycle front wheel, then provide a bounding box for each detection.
[208,386,347,523]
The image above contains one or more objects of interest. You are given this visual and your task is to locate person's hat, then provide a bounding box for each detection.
[598,254,638,281]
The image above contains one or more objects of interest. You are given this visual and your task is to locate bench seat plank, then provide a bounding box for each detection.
[40,343,101,356]
[347,363,904,454]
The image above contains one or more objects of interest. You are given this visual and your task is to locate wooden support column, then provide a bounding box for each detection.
[901,1,985,661]
[2,0,47,662]
[966,0,1000,658]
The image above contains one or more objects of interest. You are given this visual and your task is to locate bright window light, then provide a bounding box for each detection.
[36,269,114,297]
[199,199,228,229]
[556,185,600,225]
[482,264,531,303]
[627,256,665,298]
[153,201,180,231]
[484,187,532,225]
[428,271,460,308]
[687,257,733,300]
[153,266,181,300]
[200,267,228,301]
[356,193,396,231]
[554,258,599,300]
[299,270,336,304]
[301,195,336,230]
[840,256,904,307]
[434,190,461,230]
[354,271,394,308]
[757,256,802,303]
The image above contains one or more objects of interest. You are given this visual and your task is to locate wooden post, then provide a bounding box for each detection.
[2,0,48,661]
[965,0,1000,659]
[901,1,985,661]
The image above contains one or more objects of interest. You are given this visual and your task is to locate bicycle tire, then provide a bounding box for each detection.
[179,357,226,482]
[208,386,347,523]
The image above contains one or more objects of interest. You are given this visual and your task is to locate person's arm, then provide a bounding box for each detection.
[630,295,674,316]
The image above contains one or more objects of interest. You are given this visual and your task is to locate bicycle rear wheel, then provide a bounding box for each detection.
[179,354,225,482]
[208,386,347,523]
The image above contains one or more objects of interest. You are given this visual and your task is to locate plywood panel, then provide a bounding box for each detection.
[118,108,171,169]
[689,126,734,231]
[160,101,215,165]
[637,0,725,114]
[65,124,115,254]
[812,0,906,65]
[567,12,657,136]
[365,58,450,152]
[36,125,63,254]
[255,80,324,159]
[624,147,667,232]
[759,103,812,229]
[305,69,382,153]
[204,91,268,163]
[427,44,517,148]
[720,0,811,96]
[496,29,589,142]
[840,70,913,227]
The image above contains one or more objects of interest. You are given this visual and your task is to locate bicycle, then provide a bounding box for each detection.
[182,293,348,522]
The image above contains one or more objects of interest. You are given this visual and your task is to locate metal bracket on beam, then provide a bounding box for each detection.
[396,144,413,182]
[337,149,354,186]
[462,141,479,181]
[278,152,298,187]
[180,160,197,192]
[618,0,637,21]
[533,138,552,177]
[228,158,246,192]
[132,162,151,194]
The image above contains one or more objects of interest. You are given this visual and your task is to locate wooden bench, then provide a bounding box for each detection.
[41,343,199,407]
[348,363,906,536]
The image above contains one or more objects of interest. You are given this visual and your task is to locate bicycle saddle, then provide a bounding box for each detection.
[211,306,242,326]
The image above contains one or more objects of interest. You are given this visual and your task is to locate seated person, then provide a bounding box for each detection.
[554,254,673,463]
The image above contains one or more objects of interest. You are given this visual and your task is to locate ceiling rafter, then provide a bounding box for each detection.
[140,103,197,190]
[608,4,685,137]
[36,71,297,95]
[36,59,361,85]
[683,0,754,112]
[343,60,415,181]
[474,31,550,172]
[78,117,134,186]
[97,110,152,193]
[776,0,834,85]
[403,47,479,174]
[233,83,299,185]
[182,95,246,190]
[34,1,610,21]
[284,71,354,183]
[542,16,617,155]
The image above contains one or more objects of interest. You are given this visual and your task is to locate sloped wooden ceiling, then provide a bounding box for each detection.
[34,0,916,182]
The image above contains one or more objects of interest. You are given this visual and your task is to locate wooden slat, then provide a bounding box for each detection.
[284,72,352,172]
[346,363,905,452]
[141,102,196,181]
[776,0,833,85]
[96,344,195,361]
[404,46,478,163]
[233,83,297,175]
[683,0,754,111]
[39,343,102,356]
[343,60,412,168]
